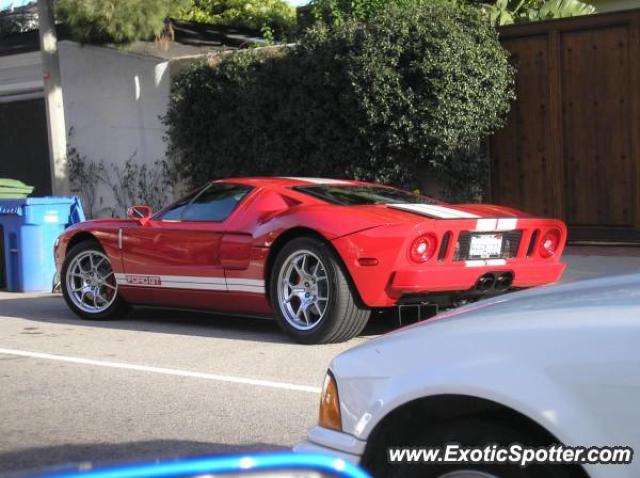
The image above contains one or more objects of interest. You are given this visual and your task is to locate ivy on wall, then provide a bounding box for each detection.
[68,139,173,218]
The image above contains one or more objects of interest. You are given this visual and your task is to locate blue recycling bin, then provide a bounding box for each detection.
[0,197,85,292]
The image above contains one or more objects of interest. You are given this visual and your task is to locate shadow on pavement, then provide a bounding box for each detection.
[0,440,287,475]
[0,294,397,344]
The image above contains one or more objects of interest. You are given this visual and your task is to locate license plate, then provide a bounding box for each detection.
[469,234,503,259]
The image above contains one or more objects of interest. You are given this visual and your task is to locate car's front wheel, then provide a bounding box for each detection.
[61,240,128,320]
[270,236,370,344]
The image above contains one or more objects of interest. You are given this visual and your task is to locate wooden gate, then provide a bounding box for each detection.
[491,10,640,242]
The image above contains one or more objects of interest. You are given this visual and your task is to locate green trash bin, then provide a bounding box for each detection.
[0,179,34,199]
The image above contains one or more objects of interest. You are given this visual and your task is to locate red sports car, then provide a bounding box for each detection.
[55,177,567,344]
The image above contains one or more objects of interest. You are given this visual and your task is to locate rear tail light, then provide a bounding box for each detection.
[539,229,561,258]
[409,234,438,263]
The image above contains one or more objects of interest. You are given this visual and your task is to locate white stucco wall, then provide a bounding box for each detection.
[58,41,171,217]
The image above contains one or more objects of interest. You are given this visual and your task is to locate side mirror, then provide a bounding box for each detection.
[127,205,152,223]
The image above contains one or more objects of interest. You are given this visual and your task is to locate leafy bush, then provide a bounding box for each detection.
[175,0,296,40]
[485,0,595,25]
[165,0,515,199]
[56,0,188,45]
[308,0,413,26]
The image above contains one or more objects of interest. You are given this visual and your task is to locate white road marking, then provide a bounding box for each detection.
[0,347,321,394]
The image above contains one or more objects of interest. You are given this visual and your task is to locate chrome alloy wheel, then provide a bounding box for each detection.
[65,250,118,314]
[276,250,329,331]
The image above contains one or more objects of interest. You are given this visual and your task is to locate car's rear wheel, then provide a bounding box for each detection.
[270,236,370,344]
[388,417,577,478]
[61,240,128,320]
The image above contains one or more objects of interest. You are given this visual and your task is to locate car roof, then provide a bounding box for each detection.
[215,177,369,188]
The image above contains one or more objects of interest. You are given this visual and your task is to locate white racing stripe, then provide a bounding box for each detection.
[228,285,265,293]
[227,278,264,287]
[281,177,354,185]
[114,274,265,294]
[226,278,265,293]
[496,218,518,231]
[388,203,480,219]
[387,204,518,232]
[475,218,498,232]
[0,348,321,394]
[156,281,228,291]
[475,218,518,232]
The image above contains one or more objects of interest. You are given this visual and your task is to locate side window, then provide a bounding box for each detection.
[154,188,202,221]
[180,183,253,222]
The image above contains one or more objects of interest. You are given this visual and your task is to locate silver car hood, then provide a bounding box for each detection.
[340,273,640,361]
[407,272,640,326]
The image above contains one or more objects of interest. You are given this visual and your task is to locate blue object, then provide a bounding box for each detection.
[33,453,371,478]
[0,196,85,292]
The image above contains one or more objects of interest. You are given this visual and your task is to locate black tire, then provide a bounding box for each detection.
[269,236,370,344]
[388,417,577,478]
[61,240,128,320]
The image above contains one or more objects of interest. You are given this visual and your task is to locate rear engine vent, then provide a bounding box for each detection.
[438,232,451,261]
[527,230,539,257]
[503,230,523,258]
[453,233,470,261]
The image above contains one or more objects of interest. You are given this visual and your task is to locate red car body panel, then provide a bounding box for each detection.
[54,177,567,315]
[332,215,566,307]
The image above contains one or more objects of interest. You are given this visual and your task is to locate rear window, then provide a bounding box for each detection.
[293,185,437,206]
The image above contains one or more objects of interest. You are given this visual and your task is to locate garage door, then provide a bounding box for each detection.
[0,98,52,195]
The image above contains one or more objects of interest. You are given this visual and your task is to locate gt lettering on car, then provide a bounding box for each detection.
[125,275,162,287]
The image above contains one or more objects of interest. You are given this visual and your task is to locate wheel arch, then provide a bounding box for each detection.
[360,393,589,478]
[264,227,366,308]
[65,231,102,255]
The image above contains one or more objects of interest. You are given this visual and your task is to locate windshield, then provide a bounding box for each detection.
[292,185,437,206]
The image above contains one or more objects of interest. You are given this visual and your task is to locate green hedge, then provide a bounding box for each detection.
[174,0,297,41]
[165,0,515,199]
[307,0,415,27]
[57,0,187,45]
